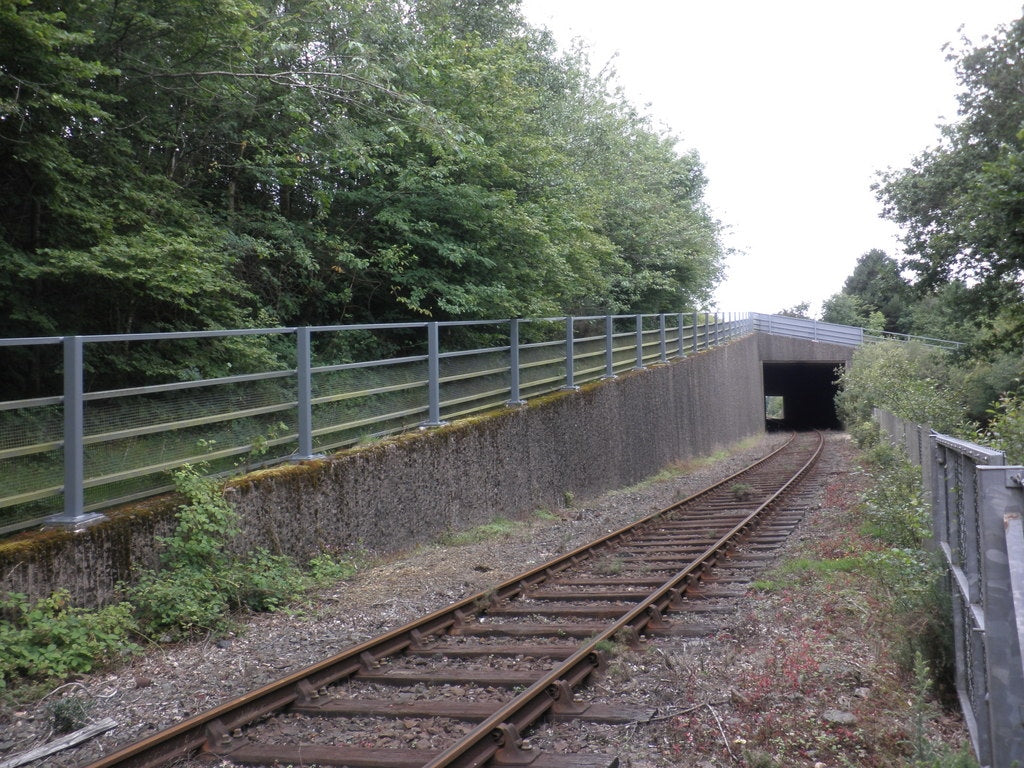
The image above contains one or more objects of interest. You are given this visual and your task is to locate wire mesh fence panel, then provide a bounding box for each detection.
[571,327,611,385]
[72,332,299,513]
[609,317,643,374]
[519,340,567,396]
[0,405,63,531]
[81,376,300,511]
[638,316,664,366]
[0,340,64,530]
[438,348,512,421]
[310,359,429,451]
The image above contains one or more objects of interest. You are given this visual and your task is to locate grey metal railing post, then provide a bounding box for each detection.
[658,314,668,363]
[603,315,616,378]
[294,327,321,460]
[563,316,579,390]
[634,314,645,370]
[677,313,686,358]
[704,313,710,350]
[692,311,699,353]
[424,321,446,426]
[46,336,104,528]
[507,318,525,406]
[63,336,84,518]
[977,466,1024,768]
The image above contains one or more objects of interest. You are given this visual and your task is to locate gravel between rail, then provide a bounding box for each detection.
[0,432,972,768]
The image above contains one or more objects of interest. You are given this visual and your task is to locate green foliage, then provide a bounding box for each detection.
[439,516,519,546]
[983,390,1024,464]
[820,292,875,328]
[157,464,239,571]
[0,466,367,688]
[1,0,724,399]
[959,352,1023,422]
[127,566,232,637]
[308,551,364,584]
[47,694,92,733]
[836,340,970,437]
[860,440,931,547]
[859,441,957,703]
[127,465,308,638]
[728,481,753,501]
[229,550,307,613]
[777,301,810,319]
[908,653,979,767]
[875,16,1024,351]
[822,250,915,333]
[0,590,139,688]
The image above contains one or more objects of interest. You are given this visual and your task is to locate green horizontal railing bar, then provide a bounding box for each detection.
[311,404,428,436]
[0,395,63,411]
[0,440,62,461]
[80,402,297,447]
[84,368,295,402]
[0,485,63,509]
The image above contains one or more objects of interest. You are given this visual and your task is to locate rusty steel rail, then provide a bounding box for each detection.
[83,431,823,768]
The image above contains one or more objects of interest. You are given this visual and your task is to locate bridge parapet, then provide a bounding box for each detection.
[752,312,962,350]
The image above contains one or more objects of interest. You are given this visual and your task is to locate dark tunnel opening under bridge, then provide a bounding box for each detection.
[762,361,844,432]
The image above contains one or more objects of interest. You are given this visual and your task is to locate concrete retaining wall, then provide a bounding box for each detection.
[0,335,766,607]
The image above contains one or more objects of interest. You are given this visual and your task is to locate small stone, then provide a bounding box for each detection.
[853,686,871,698]
[823,709,857,725]
[216,638,233,649]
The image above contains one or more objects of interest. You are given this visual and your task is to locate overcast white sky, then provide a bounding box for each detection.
[519,0,1024,316]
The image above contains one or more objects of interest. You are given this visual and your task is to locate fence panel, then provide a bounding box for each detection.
[0,312,748,534]
[875,408,1024,768]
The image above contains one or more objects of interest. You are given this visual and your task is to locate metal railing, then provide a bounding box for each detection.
[0,312,753,535]
[751,313,962,350]
[875,408,1024,768]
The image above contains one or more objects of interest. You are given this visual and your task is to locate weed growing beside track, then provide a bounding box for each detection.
[0,464,363,692]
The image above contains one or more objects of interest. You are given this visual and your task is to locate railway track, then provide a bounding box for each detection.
[84,431,824,768]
